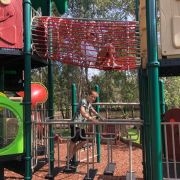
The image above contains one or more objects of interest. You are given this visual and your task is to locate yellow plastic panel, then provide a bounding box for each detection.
[172,16,180,48]
[160,0,180,56]
[139,0,147,69]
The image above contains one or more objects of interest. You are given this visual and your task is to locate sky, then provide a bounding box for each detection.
[88,68,100,80]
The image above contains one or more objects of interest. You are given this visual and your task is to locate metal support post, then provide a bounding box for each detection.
[23,0,32,179]
[159,80,166,159]
[146,0,163,179]
[46,1,54,179]
[95,85,101,163]
[71,83,78,165]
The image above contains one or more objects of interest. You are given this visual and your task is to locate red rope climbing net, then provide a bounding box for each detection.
[32,17,140,71]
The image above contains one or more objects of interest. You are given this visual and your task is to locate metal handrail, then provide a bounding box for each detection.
[42,118,143,125]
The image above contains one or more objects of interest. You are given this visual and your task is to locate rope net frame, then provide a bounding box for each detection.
[32,17,140,71]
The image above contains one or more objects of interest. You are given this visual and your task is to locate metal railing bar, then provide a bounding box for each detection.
[164,125,170,179]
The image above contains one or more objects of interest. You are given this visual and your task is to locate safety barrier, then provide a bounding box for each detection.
[37,118,142,179]
[161,121,180,179]
[31,106,48,170]
[31,113,180,179]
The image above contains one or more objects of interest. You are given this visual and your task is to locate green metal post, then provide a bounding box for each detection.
[95,85,101,162]
[0,67,4,179]
[47,61,54,177]
[138,69,146,179]
[142,70,152,180]
[159,80,166,159]
[146,0,163,179]
[47,63,54,177]
[54,0,68,14]
[159,80,165,116]
[47,1,52,21]
[135,0,139,21]
[72,83,77,116]
[23,0,32,179]
[46,0,54,178]
[71,83,77,163]
[0,66,4,91]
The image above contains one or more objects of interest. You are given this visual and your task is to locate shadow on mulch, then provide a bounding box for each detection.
[98,175,143,180]
[102,144,137,151]
[54,166,70,173]
[101,140,142,151]
[33,158,48,172]
[4,177,24,179]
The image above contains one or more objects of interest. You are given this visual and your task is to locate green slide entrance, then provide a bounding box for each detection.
[0,96,23,156]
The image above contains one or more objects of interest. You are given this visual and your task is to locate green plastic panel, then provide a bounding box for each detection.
[31,0,68,15]
[0,96,23,156]
[54,0,68,14]
[31,0,48,16]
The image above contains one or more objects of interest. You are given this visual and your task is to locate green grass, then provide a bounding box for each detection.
[55,127,141,144]
[123,128,141,144]
[55,128,71,137]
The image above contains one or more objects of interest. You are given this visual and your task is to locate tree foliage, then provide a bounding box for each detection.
[67,0,135,20]
[32,0,139,117]
[163,77,180,109]
[90,70,138,102]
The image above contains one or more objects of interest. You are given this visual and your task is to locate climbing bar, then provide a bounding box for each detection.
[36,118,142,178]
[41,118,143,125]
[32,17,140,71]
[93,102,140,106]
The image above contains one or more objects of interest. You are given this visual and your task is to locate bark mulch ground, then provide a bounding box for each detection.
[4,141,143,180]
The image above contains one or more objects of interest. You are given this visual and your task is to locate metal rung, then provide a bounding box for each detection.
[126,171,136,180]
[84,169,97,180]
[63,166,77,173]
[104,163,116,175]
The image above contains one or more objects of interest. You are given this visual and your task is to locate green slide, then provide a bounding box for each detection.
[0,96,23,156]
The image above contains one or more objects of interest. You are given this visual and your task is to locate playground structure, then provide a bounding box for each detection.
[39,117,142,179]
[0,83,48,158]
[0,96,23,156]
[162,109,180,179]
[0,0,180,180]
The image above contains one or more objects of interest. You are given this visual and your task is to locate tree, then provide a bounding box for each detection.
[68,0,135,20]
[163,77,180,109]
[91,70,139,102]
[31,0,140,117]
